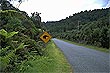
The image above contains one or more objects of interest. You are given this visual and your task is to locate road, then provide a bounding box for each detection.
[52,38,109,73]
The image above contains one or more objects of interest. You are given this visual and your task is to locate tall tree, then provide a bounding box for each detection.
[0,0,27,10]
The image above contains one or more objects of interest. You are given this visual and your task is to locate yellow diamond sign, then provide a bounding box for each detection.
[40,32,52,43]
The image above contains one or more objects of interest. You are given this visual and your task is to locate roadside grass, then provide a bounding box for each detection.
[60,39,109,53]
[23,40,72,73]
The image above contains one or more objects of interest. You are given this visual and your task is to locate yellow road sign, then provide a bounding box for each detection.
[40,32,52,43]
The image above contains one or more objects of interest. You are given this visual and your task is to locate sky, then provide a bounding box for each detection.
[12,0,110,22]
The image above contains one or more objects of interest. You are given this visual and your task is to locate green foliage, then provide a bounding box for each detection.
[0,56,10,71]
[45,8,109,49]
[0,29,18,38]
[0,29,7,40]
[16,43,25,50]
[0,46,10,56]
[0,9,45,72]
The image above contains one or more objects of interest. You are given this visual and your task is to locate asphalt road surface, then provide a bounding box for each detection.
[52,38,109,73]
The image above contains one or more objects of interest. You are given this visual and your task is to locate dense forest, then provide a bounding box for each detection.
[0,0,46,72]
[45,8,110,49]
[0,0,110,72]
